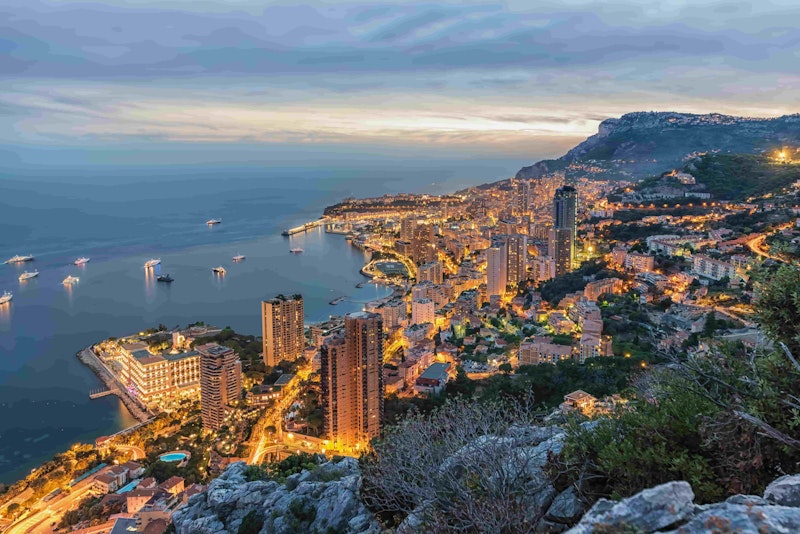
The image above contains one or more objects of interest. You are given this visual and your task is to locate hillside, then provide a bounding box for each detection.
[685,153,800,200]
[516,111,800,181]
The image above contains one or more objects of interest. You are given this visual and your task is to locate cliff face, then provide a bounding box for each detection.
[516,111,800,181]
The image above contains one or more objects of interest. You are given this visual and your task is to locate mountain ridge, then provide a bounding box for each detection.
[515,111,800,182]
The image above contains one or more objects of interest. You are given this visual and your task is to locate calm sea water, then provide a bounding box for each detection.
[0,154,524,483]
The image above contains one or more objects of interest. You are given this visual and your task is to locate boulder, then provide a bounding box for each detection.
[546,487,586,524]
[664,503,800,534]
[765,474,800,506]
[567,481,694,533]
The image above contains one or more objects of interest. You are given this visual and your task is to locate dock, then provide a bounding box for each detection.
[89,388,114,399]
[281,218,325,236]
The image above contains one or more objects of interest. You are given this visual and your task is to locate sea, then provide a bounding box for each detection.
[0,151,527,484]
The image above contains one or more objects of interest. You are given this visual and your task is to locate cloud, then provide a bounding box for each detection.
[1,0,799,155]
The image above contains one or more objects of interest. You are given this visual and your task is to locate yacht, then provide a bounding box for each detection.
[157,274,174,283]
[290,248,304,254]
[62,275,80,285]
[144,258,161,268]
[206,218,222,225]
[74,257,90,265]
[4,254,34,264]
[232,254,246,262]
[0,291,12,304]
[212,266,226,275]
[19,270,39,281]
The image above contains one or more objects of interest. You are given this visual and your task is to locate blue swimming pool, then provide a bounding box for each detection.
[160,452,188,463]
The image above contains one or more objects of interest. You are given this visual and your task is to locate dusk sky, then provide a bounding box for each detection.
[2,0,800,161]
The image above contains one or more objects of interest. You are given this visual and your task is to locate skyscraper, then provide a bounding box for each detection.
[486,246,507,298]
[261,294,305,367]
[198,343,242,431]
[551,186,578,276]
[517,179,531,215]
[321,312,384,449]
[505,234,528,286]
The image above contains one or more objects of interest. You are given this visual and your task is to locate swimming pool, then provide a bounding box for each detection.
[159,452,188,462]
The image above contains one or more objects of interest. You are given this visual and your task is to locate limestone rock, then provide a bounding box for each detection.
[765,474,800,506]
[567,481,694,534]
[546,487,585,524]
[666,503,800,534]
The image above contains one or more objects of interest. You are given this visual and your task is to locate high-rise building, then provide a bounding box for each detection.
[411,298,435,326]
[321,312,384,449]
[417,261,443,284]
[261,294,305,367]
[505,234,528,286]
[486,246,507,298]
[198,343,242,431]
[551,186,578,276]
[517,180,531,215]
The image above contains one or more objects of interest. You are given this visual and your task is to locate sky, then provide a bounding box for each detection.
[2,0,800,163]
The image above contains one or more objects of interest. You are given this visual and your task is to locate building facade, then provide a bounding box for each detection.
[486,246,507,298]
[198,343,242,431]
[320,312,384,449]
[551,186,578,276]
[261,294,305,367]
[505,234,528,286]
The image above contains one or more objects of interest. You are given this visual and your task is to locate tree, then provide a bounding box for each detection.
[4,503,20,519]
[498,362,513,375]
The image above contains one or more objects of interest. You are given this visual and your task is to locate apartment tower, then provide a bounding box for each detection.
[198,343,242,431]
[261,294,305,367]
[320,312,384,449]
[550,186,578,276]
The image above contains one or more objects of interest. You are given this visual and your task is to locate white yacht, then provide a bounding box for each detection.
[290,248,304,254]
[74,257,90,265]
[212,266,226,275]
[0,291,12,304]
[232,254,246,262]
[206,218,222,225]
[4,254,34,264]
[144,258,161,268]
[19,270,39,281]
[63,275,80,285]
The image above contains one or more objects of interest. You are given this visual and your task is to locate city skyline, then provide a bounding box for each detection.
[2,0,800,163]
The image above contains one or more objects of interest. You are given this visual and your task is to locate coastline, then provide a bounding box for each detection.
[76,347,152,423]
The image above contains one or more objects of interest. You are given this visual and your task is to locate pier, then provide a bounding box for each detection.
[281,218,326,236]
[89,388,114,399]
[77,347,153,422]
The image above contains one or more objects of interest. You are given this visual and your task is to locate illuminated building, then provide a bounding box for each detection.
[505,234,528,286]
[198,343,242,431]
[261,294,305,367]
[486,246,507,298]
[321,312,384,449]
[550,186,578,275]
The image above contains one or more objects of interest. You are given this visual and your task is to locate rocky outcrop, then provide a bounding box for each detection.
[173,457,380,534]
[567,475,800,533]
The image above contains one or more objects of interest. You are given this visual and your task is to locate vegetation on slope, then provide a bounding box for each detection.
[685,153,800,200]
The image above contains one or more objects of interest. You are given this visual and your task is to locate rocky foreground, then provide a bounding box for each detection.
[174,424,800,533]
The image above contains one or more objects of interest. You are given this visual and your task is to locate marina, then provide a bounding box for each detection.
[281,218,325,236]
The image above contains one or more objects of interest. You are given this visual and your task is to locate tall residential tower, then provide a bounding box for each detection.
[261,294,305,367]
[198,343,242,431]
[320,312,384,449]
[550,186,578,276]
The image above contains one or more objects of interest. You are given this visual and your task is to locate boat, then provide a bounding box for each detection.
[329,296,346,305]
[144,258,161,268]
[206,218,222,225]
[74,257,90,265]
[356,282,365,288]
[212,266,226,275]
[157,274,174,283]
[232,254,246,262]
[19,270,39,281]
[62,275,80,285]
[4,254,34,264]
[290,248,304,254]
[0,291,12,304]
